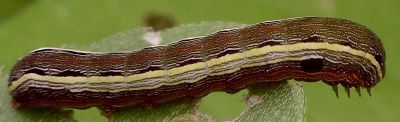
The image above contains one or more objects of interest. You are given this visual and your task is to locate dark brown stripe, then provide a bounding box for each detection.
[203,30,243,60]
[165,38,204,69]
[125,46,166,76]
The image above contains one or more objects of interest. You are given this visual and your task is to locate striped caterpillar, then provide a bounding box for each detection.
[8,17,385,114]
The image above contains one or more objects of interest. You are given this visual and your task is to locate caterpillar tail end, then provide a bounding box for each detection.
[11,99,21,109]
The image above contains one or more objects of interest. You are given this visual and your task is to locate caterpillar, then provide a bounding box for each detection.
[8,17,385,113]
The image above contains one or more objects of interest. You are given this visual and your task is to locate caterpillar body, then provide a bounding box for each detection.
[8,17,385,113]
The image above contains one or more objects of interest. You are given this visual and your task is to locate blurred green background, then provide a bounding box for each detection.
[0,0,399,121]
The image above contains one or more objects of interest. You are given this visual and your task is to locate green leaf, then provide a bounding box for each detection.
[1,1,398,121]
[236,82,305,122]
[109,99,205,122]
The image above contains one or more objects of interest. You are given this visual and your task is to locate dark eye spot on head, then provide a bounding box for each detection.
[301,58,324,73]
[374,54,383,65]
[374,54,385,78]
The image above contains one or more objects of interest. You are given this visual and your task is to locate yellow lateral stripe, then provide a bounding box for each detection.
[46,54,375,93]
[124,70,165,83]
[206,53,243,68]
[9,42,382,92]
[87,76,125,83]
[168,62,207,76]
[9,73,87,90]
[93,75,210,93]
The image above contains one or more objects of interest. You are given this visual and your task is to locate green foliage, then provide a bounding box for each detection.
[0,0,35,22]
[1,0,399,121]
[237,82,305,122]
[109,99,205,122]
